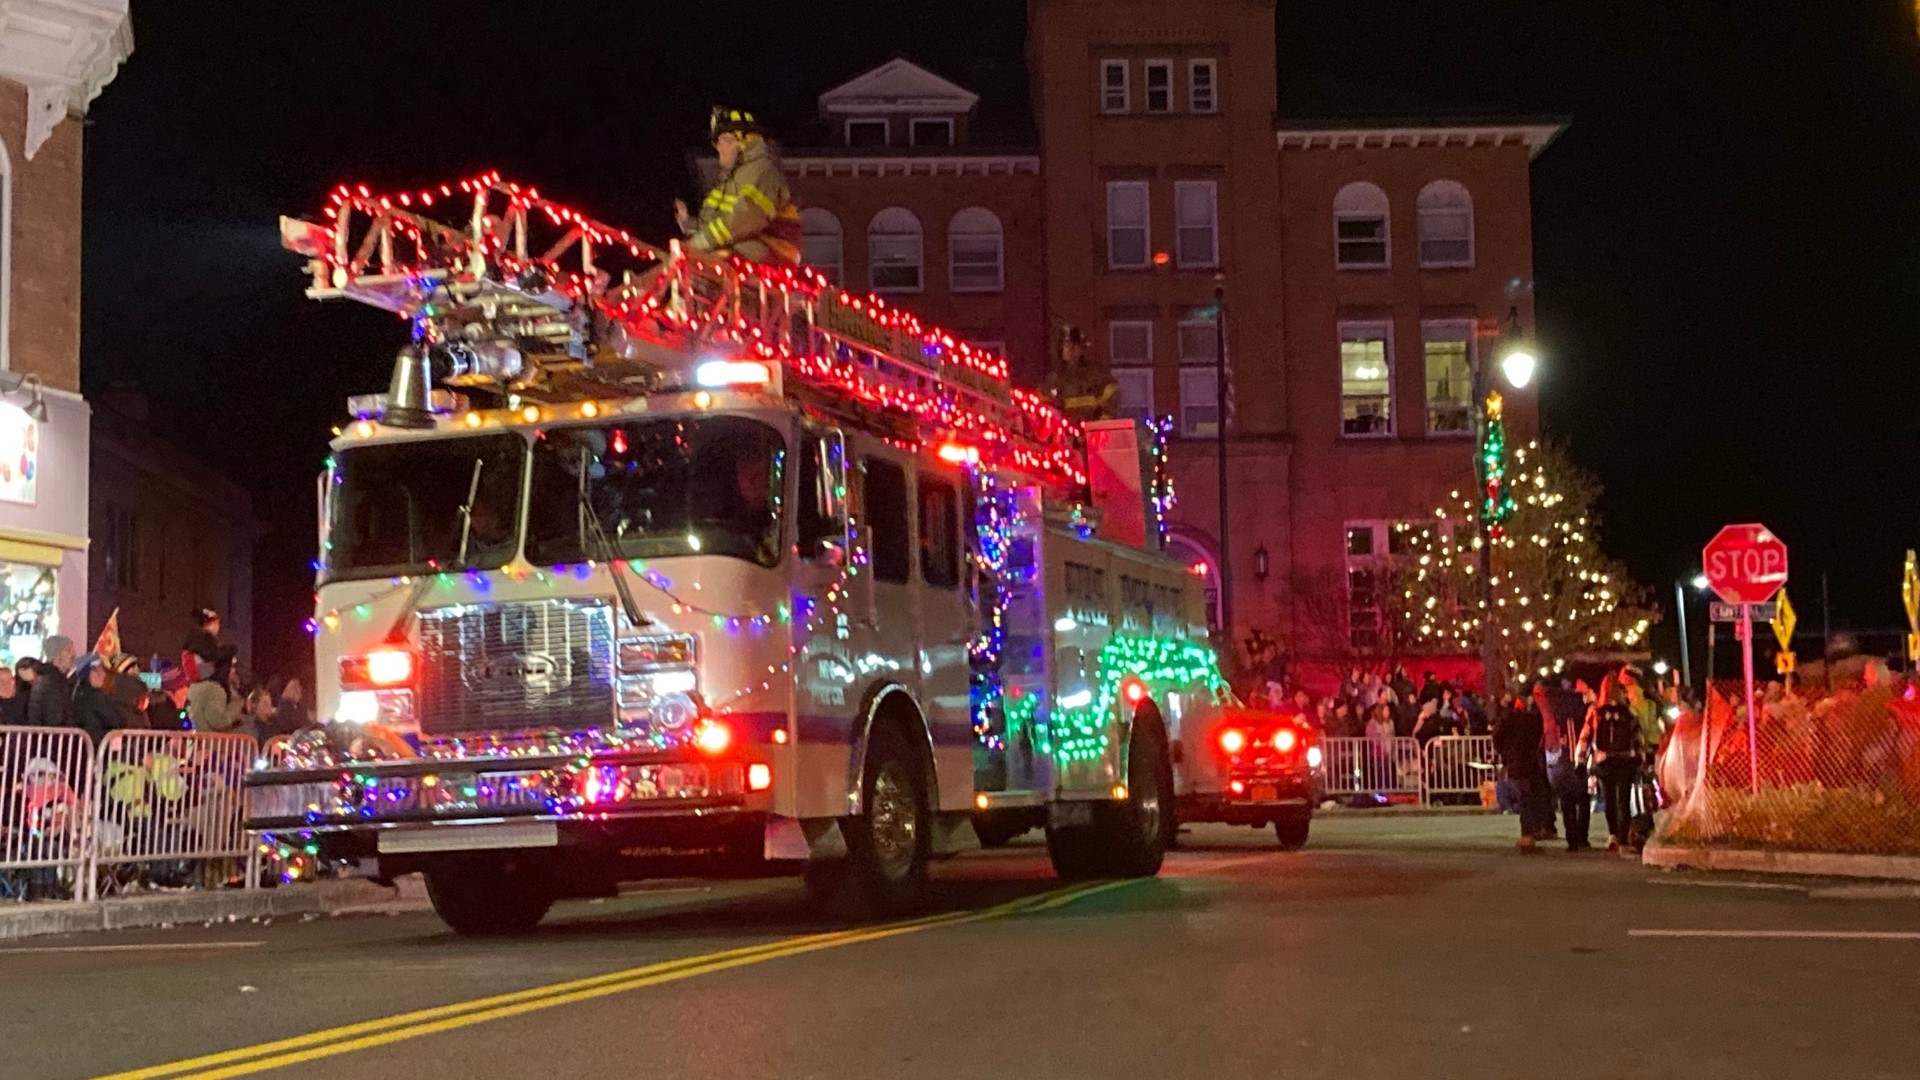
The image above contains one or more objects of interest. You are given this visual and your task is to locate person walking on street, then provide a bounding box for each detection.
[1496,693,1553,850]
[1592,678,1644,852]
[27,635,76,728]
[1536,684,1592,850]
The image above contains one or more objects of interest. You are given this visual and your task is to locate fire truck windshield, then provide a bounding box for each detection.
[326,432,526,581]
[525,415,787,569]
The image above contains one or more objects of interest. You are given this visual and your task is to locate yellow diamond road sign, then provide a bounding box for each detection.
[1771,589,1797,652]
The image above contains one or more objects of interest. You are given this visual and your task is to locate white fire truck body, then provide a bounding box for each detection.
[246,174,1306,933]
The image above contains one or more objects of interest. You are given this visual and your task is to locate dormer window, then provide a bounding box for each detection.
[845,119,889,148]
[909,118,954,148]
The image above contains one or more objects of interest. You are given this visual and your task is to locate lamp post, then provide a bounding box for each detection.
[1473,305,1536,714]
[1674,573,1708,697]
[1213,282,1233,648]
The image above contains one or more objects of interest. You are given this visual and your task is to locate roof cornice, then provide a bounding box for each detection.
[0,0,133,158]
[1275,119,1567,159]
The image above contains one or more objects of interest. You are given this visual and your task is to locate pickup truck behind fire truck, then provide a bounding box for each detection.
[250,174,1315,934]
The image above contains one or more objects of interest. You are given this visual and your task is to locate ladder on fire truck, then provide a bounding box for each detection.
[281,172,1082,485]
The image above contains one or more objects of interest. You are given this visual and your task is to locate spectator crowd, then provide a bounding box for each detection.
[2,607,313,747]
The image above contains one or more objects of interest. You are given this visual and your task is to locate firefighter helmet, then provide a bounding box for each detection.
[709,106,763,141]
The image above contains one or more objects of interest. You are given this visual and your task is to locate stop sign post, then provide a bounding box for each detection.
[1701,524,1789,793]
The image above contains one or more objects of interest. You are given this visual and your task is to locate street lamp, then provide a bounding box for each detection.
[1675,573,1711,698]
[1473,304,1537,712]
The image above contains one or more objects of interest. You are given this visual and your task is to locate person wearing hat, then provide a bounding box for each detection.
[674,107,802,266]
[183,607,236,688]
[148,665,191,732]
[26,635,75,729]
[1046,324,1118,423]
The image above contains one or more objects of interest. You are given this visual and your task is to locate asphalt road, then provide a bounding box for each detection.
[6,815,1920,1080]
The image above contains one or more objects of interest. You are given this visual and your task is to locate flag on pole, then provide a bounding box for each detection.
[93,607,121,659]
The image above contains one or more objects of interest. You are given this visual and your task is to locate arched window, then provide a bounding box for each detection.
[800,208,842,282]
[867,207,923,293]
[947,207,1003,293]
[1165,533,1221,630]
[1333,181,1389,270]
[1416,180,1474,268]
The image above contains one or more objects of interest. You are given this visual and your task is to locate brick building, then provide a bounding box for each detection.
[0,4,131,665]
[770,0,1558,683]
[88,387,255,669]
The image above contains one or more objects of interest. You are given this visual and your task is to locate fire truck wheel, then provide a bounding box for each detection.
[839,722,931,916]
[1107,717,1172,878]
[424,852,555,936]
[1274,813,1311,851]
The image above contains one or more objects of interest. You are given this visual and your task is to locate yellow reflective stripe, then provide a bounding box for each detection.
[702,191,725,209]
[708,218,733,244]
[736,184,776,215]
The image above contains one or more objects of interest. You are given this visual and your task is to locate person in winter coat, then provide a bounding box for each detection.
[182,608,236,688]
[675,107,801,266]
[1591,678,1645,852]
[26,635,76,729]
[106,655,150,731]
[0,664,26,727]
[71,657,121,743]
[267,677,313,737]
[147,666,191,732]
[1536,683,1592,851]
[1495,694,1553,850]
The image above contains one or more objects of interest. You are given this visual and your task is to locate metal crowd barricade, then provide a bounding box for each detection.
[1421,735,1499,804]
[1320,736,1425,801]
[0,726,97,899]
[92,730,259,894]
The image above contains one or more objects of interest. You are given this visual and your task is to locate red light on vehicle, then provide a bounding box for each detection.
[937,442,980,466]
[1273,728,1298,753]
[693,719,732,755]
[748,763,772,791]
[1122,677,1147,705]
[340,649,414,689]
[1219,728,1247,755]
[1229,780,1246,795]
[1189,561,1209,576]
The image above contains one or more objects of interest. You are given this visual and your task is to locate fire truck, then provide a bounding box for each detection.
[247,173,1318,934]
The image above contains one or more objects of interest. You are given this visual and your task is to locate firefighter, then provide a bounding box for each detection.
[1047,325,1118,422]
[674,107,802,266]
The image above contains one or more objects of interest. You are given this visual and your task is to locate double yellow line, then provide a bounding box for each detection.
[96,880,1131,1080]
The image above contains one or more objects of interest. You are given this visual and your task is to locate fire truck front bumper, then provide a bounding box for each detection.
[245,754,769,866]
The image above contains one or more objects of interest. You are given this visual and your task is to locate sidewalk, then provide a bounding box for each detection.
[1642,842,1920,882]
[0,876,429,941]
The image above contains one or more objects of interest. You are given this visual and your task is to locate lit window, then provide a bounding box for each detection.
[1144,60,1172,113]
[1189,59,1218,113]
[1106,181,1150,270]
[845,119,889,148]
[910,118,954,148]
[1179,366,1217,438]
[800,208,842,283]
[1101,60,1129,113]
[1339,321,1392,437]
[1334,181,1390,270]
[948,207,1004,292]
[1417,180,1474,267]
[1173,180,1218,269]
[868,207,923,293]
[1423,320,1475,435]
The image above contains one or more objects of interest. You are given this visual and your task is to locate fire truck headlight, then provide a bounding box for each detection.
[1306,745,1323,769]
[335,691,380,725]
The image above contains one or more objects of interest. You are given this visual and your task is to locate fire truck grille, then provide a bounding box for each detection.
[416,599,616,735]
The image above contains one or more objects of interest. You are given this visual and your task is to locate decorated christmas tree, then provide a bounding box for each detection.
[1395,440,1657,688]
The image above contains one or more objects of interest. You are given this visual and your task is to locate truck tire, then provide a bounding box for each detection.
[1046,715,1172,880]
[820,721,930,916]
[424,852,555,936]
[1274,813,1311,851]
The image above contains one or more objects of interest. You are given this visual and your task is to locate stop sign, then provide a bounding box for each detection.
[1702,523,1789,606]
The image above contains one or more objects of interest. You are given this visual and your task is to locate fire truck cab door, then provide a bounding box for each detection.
[852,452,924,737]
[912,467,973,811]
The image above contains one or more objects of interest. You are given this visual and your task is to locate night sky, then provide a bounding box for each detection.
[80,1,1920,676]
